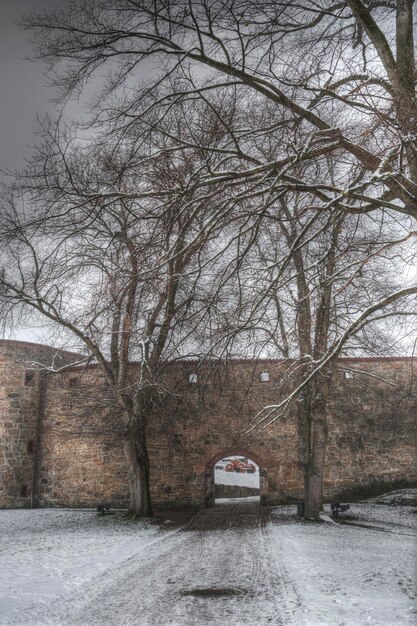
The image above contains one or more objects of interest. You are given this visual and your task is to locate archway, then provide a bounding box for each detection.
[214,455,260,503]
[204,449,269,508]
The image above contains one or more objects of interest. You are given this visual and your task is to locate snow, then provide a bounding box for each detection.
[0,509,165,624]
[270,497,417,626]
[214,467,260,489]
[215,495,260,504]
[0,491,416,625]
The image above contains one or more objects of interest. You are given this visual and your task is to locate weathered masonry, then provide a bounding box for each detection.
[1,339,416,509]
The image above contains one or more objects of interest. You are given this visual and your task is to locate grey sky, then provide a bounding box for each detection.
[0,0,61,175]
[0,0,62,342]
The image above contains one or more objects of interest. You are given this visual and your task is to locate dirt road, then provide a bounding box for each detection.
[30,502,294,626]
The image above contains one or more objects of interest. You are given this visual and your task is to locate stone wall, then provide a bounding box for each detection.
[214,484,260,499]
[36,367,129,508]
[325,358,417,499]
[38,356,417,509]
[0,341,80,508]
[1,340,416,510]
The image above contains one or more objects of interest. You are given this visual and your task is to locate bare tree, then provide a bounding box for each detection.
[208,193,416,518]
[3,0,415,521]
[21,0,417,220]
[0,115,230,516]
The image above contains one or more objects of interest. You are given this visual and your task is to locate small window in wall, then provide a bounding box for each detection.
[345,371,354,379]
[260,371,270,382]
[24,371,34,387]
[21,485,28,497]
[69,377,79,388]
[27,440,35,455]
[188,373,198,384]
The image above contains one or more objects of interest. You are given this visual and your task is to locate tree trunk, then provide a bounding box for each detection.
[298,379,330,521]
[124,429,153,517]
[304,410,328,520]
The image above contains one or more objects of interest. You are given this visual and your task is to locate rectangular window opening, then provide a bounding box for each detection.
[188,373,198,384]
[27,440,35,455]
[24,371,34,387]
[260,371,270,382]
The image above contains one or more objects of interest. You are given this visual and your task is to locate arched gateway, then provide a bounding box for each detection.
[204,449,269,507]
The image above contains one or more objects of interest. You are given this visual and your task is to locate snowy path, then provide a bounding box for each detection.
[11,503,293,626]
[1,497,416,626]
[0,509,162,624]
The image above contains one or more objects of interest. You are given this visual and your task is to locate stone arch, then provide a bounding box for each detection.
[204,448,270,508]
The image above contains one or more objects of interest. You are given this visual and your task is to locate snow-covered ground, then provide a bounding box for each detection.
[214,467,260,488]
[0,509,165,624]
[0,490,416,625]
[270,497,417,626]
[215,495,260,504]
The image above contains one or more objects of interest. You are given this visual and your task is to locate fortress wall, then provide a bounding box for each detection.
[325,359,417,498]
[147,361,297,507]
[0,343,42,507]
[34,360,297,508]
[37,368,128,508]
[1,341,416,509]
[36,358,417,509]
[145,359,417,507]
[0,341,79,507]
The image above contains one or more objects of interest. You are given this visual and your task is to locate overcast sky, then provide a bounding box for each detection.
[0,0,64,342]
[0,0,64,176]
[0,1,415,351]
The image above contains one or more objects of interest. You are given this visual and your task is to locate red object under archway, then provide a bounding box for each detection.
[204,448,270,507]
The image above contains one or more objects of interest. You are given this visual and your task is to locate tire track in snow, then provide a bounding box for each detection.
[15,503,292,626]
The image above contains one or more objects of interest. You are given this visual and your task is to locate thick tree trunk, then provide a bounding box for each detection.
[297,379,330,521]
[124,429,153,517]
[304,410,328,520]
